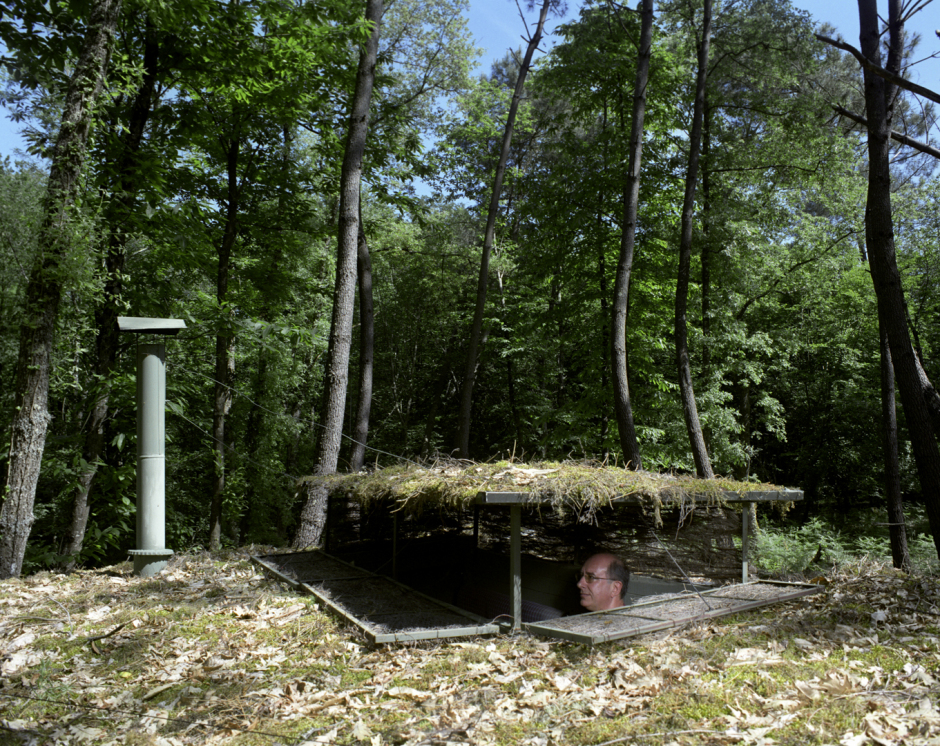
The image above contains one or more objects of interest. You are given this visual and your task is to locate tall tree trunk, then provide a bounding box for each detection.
[349,204,374,472]
[610,0,653,471]
[63,23,159,569]
[0,0,122,579]
[701,99,712,377]
[675,0,714,479]
[455,0,552,458]
[294,0,382,548]
[858,0,940,559]
[879,309,911,571]
[209,136,240,551]
[598,244,610,450]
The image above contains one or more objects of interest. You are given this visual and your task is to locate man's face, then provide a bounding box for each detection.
[577,555,621,611]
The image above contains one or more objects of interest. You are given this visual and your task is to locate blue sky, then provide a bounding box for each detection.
[2,0,939,159]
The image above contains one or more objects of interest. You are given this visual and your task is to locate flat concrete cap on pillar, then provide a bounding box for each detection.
[118,317,187,335]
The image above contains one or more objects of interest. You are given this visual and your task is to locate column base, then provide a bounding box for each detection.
[129,548,174,578]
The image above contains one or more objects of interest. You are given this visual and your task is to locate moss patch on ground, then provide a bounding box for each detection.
[1,551,938,745]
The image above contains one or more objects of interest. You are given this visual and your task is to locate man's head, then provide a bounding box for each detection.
[577,553,629,611]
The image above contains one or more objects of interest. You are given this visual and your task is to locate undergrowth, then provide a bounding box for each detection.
[749,506,940,577]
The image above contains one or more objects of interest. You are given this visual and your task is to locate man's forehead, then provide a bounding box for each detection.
[582,556,609,570]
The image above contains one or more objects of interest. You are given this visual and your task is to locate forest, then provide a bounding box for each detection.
[1,0,940,579]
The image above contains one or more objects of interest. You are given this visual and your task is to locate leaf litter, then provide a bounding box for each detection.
[0,549,938,745]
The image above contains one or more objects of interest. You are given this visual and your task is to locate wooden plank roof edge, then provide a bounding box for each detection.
[474,488,803,504]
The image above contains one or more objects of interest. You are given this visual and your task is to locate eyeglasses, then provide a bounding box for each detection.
[576,571,612,583]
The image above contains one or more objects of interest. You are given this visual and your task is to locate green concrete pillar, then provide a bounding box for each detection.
[128,342,173,577]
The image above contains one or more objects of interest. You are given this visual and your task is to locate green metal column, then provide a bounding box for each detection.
[128,342,173,577]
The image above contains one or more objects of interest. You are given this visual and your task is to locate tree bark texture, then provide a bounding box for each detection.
[64,23,159,568]
[209,136,240,551]
[674,0,714,479]
[293,480,329,550]
[858,0,940,558]
[701,100,712,377]
[879,309,911,571]
[0,0,122,579]
[349,207,375,472]
[455,0,552,458]
[610,0,653,471]
[295,0,382,548]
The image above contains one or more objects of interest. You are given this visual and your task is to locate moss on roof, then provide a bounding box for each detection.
[298,459,787,517]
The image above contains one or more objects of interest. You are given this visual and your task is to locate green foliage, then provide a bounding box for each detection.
[750,517,852,575]
[753,508,940,576]
[2,0,940,570]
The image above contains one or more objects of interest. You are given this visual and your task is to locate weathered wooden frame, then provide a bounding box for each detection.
[473,489,803,630]
[524,580,822,644]
[250,550,499,644]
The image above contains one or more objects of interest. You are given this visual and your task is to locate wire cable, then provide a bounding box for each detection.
[638,512,715,610]
[171,361,419,469]
[172,410,301,484]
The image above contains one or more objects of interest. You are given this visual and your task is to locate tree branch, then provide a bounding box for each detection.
[815,33,940,106]
[832,104,940,159]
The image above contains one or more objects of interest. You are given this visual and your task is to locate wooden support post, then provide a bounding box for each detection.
[324,494,332,554]
[473,505,480,546]
[510,505,521,631]
[741,501,752,584]
[392,512,398,580]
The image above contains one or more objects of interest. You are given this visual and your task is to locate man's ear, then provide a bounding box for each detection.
[611,581,623,601]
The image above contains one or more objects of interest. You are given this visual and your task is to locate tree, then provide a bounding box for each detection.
[295,0,383,549]
[611,0,654,471]
[349,207,375,473]
[854,0,940,558]
[63,12,161,568]
[674,0,714,479]
[455,0,557,458]
[0,0,122,579]
[347,0,475,469]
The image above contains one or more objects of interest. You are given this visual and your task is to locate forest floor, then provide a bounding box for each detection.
[0,549,938,746]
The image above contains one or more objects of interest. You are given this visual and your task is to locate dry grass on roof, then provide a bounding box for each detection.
[299,459,783,514]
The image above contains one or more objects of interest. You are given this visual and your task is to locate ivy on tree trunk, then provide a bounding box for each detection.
[0,0,122,579]
[64,23,160,569]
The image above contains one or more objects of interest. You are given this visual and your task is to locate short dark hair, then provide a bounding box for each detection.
[605,556,630,601]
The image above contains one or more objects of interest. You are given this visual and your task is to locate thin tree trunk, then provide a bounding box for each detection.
[701,99,712,377]
[879,309,911,571]
[859,0,940,559]
[598,100,610,454]
[349,204,374,472]
[0,0,122,579]
[208,134,239,551]
[675,0,714,479]
[294,0,382,548]
[610,0,653,471]
[455,0,552,458]
[63,23,158,569]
